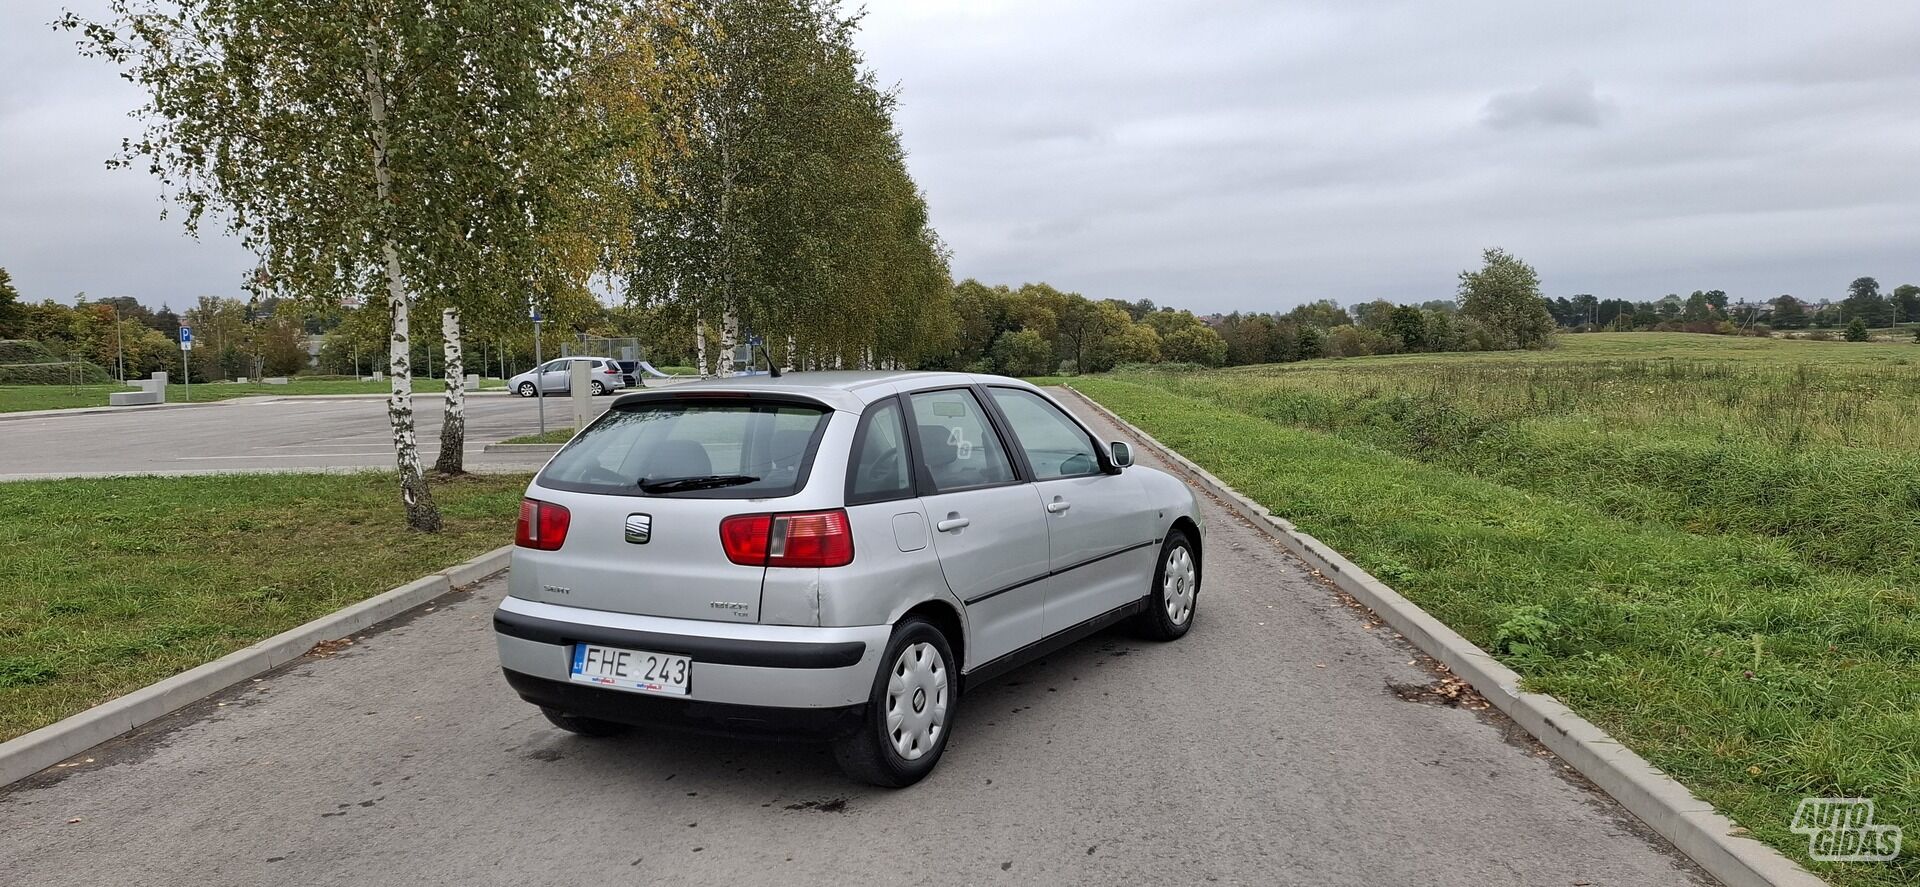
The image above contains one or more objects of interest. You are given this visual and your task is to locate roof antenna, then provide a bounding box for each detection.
[760,343,781,378]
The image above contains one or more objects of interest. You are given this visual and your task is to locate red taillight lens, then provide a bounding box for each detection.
[719,509,853,568]
[718,513,771,565]
[515,498,570,551]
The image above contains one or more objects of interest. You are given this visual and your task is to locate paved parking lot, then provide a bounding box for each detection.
[0,394,606,479]
[0,395,1710,886]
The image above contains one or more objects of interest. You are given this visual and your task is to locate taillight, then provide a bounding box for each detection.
[719,509,853,568]
[515,498,571,550]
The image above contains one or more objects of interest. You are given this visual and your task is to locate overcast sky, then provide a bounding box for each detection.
[3,1,1917,314]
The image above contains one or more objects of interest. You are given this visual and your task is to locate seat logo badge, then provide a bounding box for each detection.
[625,513,652,544]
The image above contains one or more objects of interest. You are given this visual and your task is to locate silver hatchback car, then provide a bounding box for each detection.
[493,371,1203,786]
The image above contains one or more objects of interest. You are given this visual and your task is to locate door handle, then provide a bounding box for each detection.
[1046,499,1072,514]
[936,515,970,532]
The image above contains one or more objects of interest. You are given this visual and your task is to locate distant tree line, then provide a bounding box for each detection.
[1545,277,1920,340]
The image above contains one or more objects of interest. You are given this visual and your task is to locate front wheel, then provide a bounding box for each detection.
[1132,530,1198,641]
[516,381,535,397]
[833,618,956,787]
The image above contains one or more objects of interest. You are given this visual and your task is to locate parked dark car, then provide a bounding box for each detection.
[615,360,642,388]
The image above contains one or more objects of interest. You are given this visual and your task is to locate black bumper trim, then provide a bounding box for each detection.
[493,608,866,669]
[503,669,864,740]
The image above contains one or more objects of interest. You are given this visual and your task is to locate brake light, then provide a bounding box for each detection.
[515,498,571,550]
[719,509,853,568]
[605,367,618,374]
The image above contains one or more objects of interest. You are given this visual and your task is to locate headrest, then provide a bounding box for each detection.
[917,424,957,468]
[649,439,712,478]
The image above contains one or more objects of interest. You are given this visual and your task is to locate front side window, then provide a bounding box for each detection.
[988,387,1102,479]
[907,388,1017,493]
[539,399,830,498]
[847,398,914,504]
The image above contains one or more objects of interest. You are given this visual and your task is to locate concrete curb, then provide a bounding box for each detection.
[0,389,511,421]
[0,545,513,788]
[0,401,216,422]
[481,442,565,454]
[1056,385,1826,887]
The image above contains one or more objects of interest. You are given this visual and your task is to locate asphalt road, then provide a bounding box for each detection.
[0,393,609,480]
[0,395,1711,886]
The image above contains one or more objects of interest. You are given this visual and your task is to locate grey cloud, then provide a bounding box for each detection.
[5,0,1920,314]
[1482,74,1614,129]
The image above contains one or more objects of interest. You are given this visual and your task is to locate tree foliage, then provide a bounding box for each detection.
[1459,248,1555,350]
[626,0,951,371]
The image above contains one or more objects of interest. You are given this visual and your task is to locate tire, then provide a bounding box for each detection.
[517,381,535,397]
[590,380,607,396]
[1132,529,1199,641]
[832,617,956,787]
[540,706,629,737]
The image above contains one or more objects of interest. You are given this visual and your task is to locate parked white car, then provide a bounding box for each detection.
[493,371,1204,786]
[508,357,627,397]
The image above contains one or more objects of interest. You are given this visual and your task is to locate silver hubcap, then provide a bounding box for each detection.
[1163,545,1196,625]
[886,641,948,761]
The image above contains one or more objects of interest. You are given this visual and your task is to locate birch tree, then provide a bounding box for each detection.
[626,0,952,367]
[61,0,684,526]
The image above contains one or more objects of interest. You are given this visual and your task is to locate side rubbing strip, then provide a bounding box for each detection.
[963,540,1157,605]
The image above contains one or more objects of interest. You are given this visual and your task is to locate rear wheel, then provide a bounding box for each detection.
[590,380,607,396]
[1132,530,1198,641]
[833,617,955,787]
[540,706,628,737]
[517,381,535,397]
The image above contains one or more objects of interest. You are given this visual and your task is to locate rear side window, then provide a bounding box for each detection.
[847,398,914,504]
[907,388,1017,493]
[539,399,830,498]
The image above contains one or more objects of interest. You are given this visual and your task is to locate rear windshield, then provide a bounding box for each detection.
[538,398,832,498]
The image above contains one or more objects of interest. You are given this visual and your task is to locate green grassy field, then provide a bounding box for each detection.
[0,377,506,413]
[0,473,530,742]
[499,428,578,445]
[1065,332,1918,887]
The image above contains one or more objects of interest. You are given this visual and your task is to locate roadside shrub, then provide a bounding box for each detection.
[1845,318,1870,342]
[988,329,1053,376]
[1492,605,1560,660]
[0,361,111,384]
[1806,329,1833,341]
[0,339,58,363]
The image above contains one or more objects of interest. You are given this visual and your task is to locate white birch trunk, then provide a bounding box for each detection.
[434,306,465,475]
[785,334,796,372]
[719,308,739,377]
[695,318,708,376]
[365,50,440,532]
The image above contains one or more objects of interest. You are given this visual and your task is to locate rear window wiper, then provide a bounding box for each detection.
[638,474,761,494]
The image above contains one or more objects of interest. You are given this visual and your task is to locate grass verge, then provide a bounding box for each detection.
[1069,377,1917,887]
[0,472,531,742]
[499,428,577,445]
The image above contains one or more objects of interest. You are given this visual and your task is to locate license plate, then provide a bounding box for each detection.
[569,643,691,696]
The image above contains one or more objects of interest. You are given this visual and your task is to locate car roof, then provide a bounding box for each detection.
[610,371,1041,412]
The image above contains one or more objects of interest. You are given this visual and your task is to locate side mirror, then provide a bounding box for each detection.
[1108,440,1134,468]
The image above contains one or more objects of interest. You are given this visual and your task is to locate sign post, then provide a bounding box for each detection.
[529,301,545,435]
[179,325,193,403]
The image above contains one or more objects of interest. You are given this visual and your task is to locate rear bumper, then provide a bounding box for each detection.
[492,595,889,713]
[502,670,863,740]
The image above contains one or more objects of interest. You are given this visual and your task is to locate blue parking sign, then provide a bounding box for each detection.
[179,325,193,350]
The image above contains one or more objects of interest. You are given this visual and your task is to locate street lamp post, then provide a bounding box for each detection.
[531,300,545,435]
